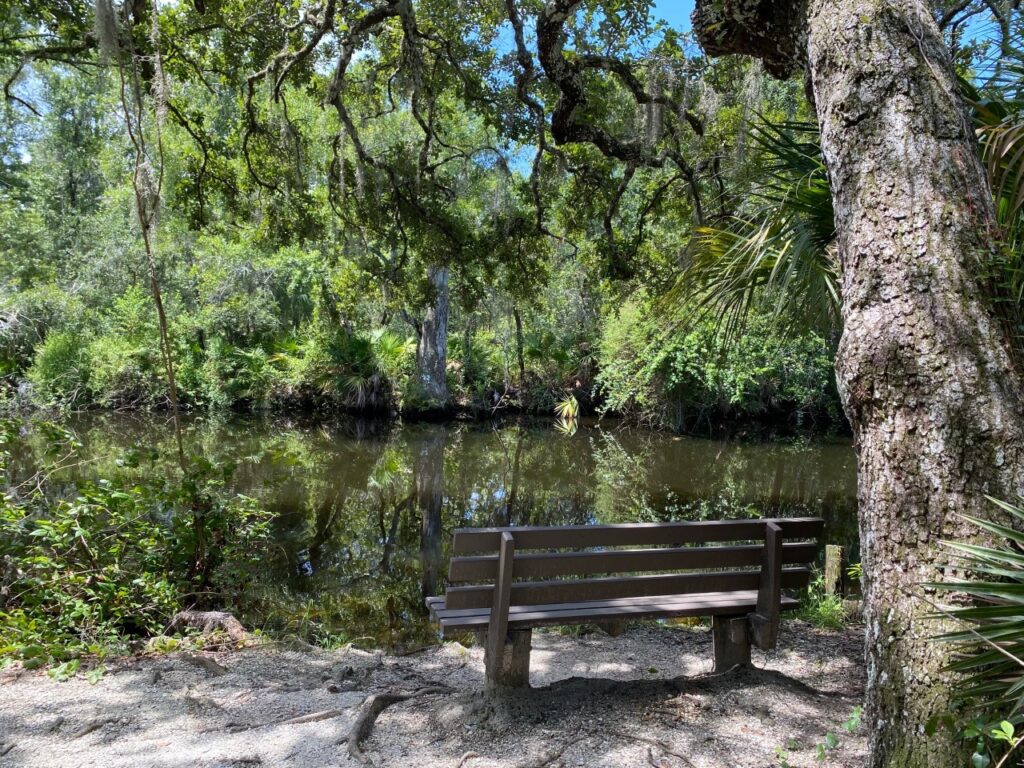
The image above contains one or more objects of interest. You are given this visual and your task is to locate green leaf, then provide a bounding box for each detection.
[992,721,1016,743]
[47,659,79,682]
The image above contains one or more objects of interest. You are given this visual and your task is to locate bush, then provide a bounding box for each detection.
[88,333,166,408]
[0,421,272,668]
[928,498,1024,765]
[596,297,841,431]
[0,284,86,376]
[285,325,411,410]
[26,331,93,407]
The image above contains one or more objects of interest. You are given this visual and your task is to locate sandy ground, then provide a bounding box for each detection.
[0,621,866,768]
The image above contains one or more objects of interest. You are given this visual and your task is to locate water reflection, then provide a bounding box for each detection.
[12,414,858,648]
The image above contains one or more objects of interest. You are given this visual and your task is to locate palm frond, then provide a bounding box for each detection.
[928,498,1024,719]
[662,118,838,342]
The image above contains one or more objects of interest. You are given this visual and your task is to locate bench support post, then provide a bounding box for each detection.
[484,532,531,689]
[596,620,627,637]
[484,628,532,690]
[712,615,751,671]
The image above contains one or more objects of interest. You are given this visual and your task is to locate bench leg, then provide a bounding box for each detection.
[712,615,751,672]
[484,629,531,690]
[596,620,627,637]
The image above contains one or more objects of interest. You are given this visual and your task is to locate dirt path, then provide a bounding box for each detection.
[0,621,866,768]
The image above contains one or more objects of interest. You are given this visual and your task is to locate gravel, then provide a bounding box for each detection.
[0,620,866,768]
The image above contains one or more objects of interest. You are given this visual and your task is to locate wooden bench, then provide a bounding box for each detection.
[426,517,824,689]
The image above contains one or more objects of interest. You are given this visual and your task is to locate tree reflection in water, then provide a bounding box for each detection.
[11,414,858,650]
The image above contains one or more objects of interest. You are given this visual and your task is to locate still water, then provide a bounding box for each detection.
[13,413,859,647]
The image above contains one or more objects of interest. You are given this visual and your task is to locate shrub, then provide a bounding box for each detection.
[928,498,1024,766]
[0,421,272,668]
[596,296,841,431]
[287,325,410,410]
[26,331,93,407]
[0,284,86,376]
[87,333,166,408]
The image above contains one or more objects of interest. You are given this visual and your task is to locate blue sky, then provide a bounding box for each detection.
[651,1,695,31]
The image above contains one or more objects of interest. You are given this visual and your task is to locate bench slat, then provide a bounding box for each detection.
[441,567,812,610]
[436,591,800,634]
[451,517,824,554]
[448,542,817,582]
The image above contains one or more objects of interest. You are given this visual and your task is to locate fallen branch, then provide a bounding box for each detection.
[342,686,450,764]
[181,653,228,677]
[71,717,117,739]
[281,708,347,726]
[217,707,348,733]
[166,610,246,643]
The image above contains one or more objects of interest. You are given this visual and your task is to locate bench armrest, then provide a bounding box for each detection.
[749,521,783,650]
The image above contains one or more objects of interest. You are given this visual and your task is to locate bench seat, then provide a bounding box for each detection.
[428,590,800,634]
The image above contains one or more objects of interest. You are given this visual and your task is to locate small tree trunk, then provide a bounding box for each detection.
[513,306,526,385]
[416,266,451,410]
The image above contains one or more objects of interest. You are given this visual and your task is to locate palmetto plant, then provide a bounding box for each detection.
[667,119,839,340]
[370,328,415,381]
[928,498,1024,766]
[672,74,1024,349]
[932,498,1024,712]
[963,64,1024,350]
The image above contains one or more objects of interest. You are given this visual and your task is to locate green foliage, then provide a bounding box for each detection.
[797,572,849,631]
[0,285,87,376]
[26,330,92,407]
[598,296,840,431]
[925,497,1024,767]
[774,706,862,766]
[0,420,271,670]
[673,120,839,339]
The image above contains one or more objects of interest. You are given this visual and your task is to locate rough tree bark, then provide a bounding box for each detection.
[694,1,1024,766]
[416,265,451,411]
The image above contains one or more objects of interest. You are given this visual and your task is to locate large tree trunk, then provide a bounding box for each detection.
[809,3,1024,764]
[695,2,1024,766]
[416,266,451,410]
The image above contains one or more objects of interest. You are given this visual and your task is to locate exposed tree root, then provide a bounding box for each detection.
[513,739,576,768]
[342,686,451,765]
[71,717,117,739]
[608,730,696,768]
[167,610,247,643]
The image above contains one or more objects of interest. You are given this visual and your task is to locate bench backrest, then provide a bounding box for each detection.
[444,517,824,611]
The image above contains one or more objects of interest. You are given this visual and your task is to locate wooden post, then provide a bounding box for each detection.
[597,620,627,637]
[485,532,531,689]
[712,615,750,671]
[484,629,532,690]
[749,521,783,651]
[824,544,843,596]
